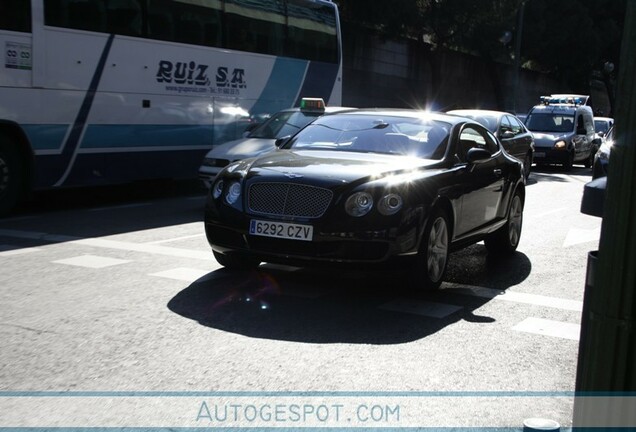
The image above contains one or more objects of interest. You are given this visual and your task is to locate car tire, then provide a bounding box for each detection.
[410,207,450,290]
[523,152,532,180]
[584,146,597,168]
[213,250,261,269]
[0,136,23,217]
[484,189,523,255]
[563,151,574,171]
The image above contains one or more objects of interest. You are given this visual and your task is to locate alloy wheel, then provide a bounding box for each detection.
[427,216,449,283]
[508,195,523,247]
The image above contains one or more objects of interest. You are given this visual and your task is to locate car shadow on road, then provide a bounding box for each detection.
[167,245,531,345]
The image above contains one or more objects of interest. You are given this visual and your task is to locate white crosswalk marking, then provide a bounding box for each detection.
[52,255,131,269]
[149,267,211,283]
[0,245,42,256]
[512,317,580,341]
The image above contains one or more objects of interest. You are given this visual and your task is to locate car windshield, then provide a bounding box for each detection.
[249,111,322,139]
[286,114,451,160]
[526,113,575,133]
[594,120,611,134]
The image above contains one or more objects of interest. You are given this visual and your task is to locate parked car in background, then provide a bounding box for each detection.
[525,95,599,171]
[198,99,351,188]
[592,125,614,179]
[447,109,534,179]
[204,109,525,290]
[594,116,614,140]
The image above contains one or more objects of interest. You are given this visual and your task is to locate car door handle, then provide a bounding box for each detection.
[493,169,502,176]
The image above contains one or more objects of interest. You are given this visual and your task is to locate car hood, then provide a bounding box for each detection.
[235,149,441,185]
[531,132,571,146]
[204,137,276,160]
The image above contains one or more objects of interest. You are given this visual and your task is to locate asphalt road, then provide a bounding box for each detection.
[0,166,603,429]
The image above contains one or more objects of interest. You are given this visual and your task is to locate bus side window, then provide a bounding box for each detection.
[67,0,107,32]
[148,12,174,41]
[0,0,31,32]
[106,0,142,37]
[175,18,203,45]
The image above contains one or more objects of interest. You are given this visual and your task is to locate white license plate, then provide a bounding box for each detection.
[535,152,546,158]
[249,219,313,241]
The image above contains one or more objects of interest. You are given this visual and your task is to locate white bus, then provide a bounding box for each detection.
[0,0,343,215]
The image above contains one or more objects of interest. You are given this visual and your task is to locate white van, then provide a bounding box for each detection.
[525,95,599,170]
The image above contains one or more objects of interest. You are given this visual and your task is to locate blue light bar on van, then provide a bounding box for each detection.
[540,94,589,106]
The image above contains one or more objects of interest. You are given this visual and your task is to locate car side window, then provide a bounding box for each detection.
[500,116,513,136]
[507,116,523,135]
[583,114,595,135]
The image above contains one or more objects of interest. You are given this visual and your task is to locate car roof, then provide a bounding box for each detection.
[275,106,353,114]
[326,109,472,127]
[529,104,589,114]
[446,109,512,118]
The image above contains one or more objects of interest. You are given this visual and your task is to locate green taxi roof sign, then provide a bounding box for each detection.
[300,97,326,112]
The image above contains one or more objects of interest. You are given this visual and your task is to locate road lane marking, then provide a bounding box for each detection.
[445,283,583,312]
[87,203,153,212]
[0,228,212,261]
[512,317,580,341]
[0,245,43,256]
[380,298,463,318]
[563,227,601,247]
[145,233,206,245]
[52,254,131,269]
[149,267,211,282]
[526,207,567,220]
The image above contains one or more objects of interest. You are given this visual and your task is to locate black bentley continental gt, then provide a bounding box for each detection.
[204,110,525,290]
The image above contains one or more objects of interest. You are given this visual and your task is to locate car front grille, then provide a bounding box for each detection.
[248,182,333,218]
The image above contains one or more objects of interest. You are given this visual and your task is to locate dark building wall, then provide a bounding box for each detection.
[340,27,607,116]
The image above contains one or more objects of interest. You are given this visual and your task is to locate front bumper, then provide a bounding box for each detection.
[204,212,422,266]
[533,147,570,165]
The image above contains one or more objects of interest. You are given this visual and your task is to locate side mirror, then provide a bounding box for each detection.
[275,135,291,148]
[501,130,515,139]
[466,147,491,163]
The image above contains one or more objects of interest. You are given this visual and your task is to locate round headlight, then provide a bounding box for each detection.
[378,193,403,215]
[212,180,224,199]
[225,181,241,205]
[554,140,567,150]
[345,192,373,217]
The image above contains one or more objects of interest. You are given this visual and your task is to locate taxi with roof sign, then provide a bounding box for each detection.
[198,98,352,188]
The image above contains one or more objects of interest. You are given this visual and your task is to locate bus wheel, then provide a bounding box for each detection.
[0,137,23,217]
